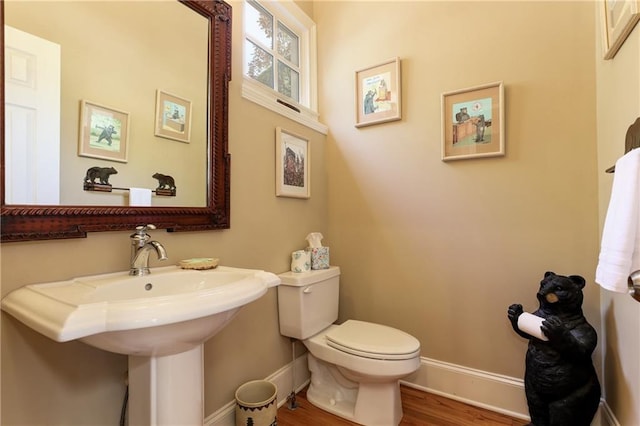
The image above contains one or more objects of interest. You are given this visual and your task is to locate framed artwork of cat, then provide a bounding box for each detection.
[441,81,505,162]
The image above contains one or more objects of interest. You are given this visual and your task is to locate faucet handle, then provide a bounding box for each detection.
[131,224,156,240]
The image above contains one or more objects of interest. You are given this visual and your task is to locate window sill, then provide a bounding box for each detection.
[241,79,328,135]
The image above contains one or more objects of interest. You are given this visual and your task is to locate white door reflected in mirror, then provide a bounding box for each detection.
[4,25,60,205]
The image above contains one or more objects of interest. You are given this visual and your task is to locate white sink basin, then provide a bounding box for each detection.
[1,265,281,356]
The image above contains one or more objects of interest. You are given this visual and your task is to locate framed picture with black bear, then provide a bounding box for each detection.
[441,81,505,162]
[154,90,192,143]
[355,57,401,128]
[78,100,130,163]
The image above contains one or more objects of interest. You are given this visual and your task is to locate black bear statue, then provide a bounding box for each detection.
[507,271,600,426]
[152,173,176,191]
[84,166,118,185]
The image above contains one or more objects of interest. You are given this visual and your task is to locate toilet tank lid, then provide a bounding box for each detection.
[278,266,340,286]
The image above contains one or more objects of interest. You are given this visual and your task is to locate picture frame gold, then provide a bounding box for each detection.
[441,81,505,162]
[275,127,310,199]
[602,0,640,59]
[154,90,192,143]
[355,57,401,128]
[78,100,130,163]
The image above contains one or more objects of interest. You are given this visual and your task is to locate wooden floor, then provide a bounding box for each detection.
[277,385,529,426]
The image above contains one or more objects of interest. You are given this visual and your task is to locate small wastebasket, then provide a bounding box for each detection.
[235,380,278,426]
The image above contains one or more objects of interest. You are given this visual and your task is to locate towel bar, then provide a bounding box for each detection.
[629,271,640,302]
[605,117,640,173]
[83,183,176,197]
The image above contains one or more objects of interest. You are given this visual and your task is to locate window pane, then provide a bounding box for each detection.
[278,61,299,102]
[277,22,299,66]
[245,0,273,49]
[246,40,274,88]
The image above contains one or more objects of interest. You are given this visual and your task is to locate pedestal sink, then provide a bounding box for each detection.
[1,265,281,425]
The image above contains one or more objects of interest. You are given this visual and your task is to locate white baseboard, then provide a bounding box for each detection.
[599,400,620,426]
[206,355,617,426]
[403,357,530,421]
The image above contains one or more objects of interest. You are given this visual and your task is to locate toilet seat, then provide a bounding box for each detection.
[325,320,420,360]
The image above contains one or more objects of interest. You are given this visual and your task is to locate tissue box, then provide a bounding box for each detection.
[310,247,330,270]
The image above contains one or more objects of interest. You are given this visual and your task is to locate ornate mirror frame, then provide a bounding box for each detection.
[0,0,231,242]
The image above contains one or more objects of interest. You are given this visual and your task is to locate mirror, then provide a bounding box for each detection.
[1,0,232,242]
[5,1,209,207]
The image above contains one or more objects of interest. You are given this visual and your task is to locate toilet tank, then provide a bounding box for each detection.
[277,266,340,339]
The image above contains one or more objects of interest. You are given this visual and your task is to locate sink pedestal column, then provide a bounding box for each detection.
[128,345,204,425]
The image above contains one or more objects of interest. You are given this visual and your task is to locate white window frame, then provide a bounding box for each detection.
[241,0,327,134]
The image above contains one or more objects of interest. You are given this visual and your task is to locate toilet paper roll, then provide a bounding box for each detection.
[291,250,311,273]
[517,312,549,341]
[129,187,152,206]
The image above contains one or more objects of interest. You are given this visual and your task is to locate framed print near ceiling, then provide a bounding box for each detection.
[601,0,640,59]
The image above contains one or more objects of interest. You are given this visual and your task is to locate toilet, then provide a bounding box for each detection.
[277,266,421,426]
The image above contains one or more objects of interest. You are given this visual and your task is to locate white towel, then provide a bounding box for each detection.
[595,149,640,293]
[129,187,152,207]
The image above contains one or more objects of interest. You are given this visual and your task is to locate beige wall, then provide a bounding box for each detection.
[1,1,328,424]
[595,2,640,424]
[315,0,600,378]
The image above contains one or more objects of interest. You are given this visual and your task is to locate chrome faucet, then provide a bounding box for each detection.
[129,224,168,276]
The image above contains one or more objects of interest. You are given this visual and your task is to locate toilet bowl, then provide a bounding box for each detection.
[304,321,420,425]
[277,267,421,426]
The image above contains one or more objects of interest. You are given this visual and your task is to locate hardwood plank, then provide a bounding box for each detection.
[277,385,529,426]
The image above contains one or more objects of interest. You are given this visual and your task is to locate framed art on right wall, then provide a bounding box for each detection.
[441,81,505,162]
[601,0,640,59]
